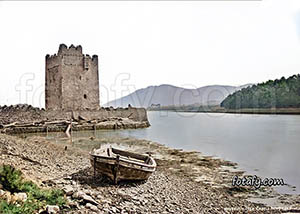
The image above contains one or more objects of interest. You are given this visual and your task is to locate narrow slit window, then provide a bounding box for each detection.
[84,57,89,70]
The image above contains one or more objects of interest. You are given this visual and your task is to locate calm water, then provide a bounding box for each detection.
[30,111,300,194]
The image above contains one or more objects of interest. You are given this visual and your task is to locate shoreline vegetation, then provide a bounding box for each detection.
[0,165,66,214]
[1,134,300,213]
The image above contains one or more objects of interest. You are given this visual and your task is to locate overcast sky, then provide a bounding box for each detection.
[0,0,300,107]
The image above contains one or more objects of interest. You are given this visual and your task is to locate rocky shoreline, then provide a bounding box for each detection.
[1,134,300,213]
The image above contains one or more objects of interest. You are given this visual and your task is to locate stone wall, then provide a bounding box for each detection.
[46,44,100,111]
[0,105,148,125]
[45,107,149,122]
[0,105,150,134]
[45,54,62,109]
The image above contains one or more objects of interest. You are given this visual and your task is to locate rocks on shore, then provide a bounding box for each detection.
[0,104,42,112]
[1,134,299,213]
[0,190,28,204]
[46,205,60,214]
[0,104,43,125]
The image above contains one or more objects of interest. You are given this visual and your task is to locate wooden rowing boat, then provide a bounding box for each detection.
[90,146,156,184]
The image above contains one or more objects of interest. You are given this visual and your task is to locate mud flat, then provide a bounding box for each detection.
[1,134,300,213]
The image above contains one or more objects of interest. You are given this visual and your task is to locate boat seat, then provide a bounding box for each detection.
[145,156,151,164]
[107,147,112,157]
[107,147,117,158]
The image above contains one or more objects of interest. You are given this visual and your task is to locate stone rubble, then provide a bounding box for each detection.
[46,205,60,214]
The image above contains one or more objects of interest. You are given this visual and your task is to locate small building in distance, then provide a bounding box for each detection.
[45,44,99,110]
[150,104,161,109]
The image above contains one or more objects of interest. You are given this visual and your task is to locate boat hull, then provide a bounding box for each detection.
[90,148,156,183]
[90,158,153,182]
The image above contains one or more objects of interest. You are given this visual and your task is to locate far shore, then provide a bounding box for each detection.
[148,107,300,115]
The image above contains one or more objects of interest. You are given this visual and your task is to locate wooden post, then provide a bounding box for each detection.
[93,156,96,180]
[65,124,71,138]
[127,113,133,119]
[93,124,96,136]
[114,155,120,184]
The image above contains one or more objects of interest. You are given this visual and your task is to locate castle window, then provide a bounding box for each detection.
[84,56,89,71]
[79,76,82,80]
[84,94,87,99]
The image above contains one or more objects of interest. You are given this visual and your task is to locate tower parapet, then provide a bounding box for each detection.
[58,44,83,56]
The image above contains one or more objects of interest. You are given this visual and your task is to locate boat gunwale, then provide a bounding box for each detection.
[90,152,157,170]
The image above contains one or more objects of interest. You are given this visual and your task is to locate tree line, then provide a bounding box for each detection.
[221,74,300,109]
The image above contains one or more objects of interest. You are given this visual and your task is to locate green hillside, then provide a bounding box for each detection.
[221,74,300,109]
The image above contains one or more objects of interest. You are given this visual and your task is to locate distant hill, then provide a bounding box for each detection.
[221,74,300,109]
[104,84,252,108]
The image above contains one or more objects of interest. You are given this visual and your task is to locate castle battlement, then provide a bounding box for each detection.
[45,44,100,111]
[45,53,59,63]
[46,45,99,62]
[84,54,98,62]
[58,44,82,55]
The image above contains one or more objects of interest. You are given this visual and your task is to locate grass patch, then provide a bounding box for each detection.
[0,165,67,214]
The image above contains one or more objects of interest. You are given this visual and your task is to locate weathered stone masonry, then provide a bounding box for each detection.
[46,44,100,110]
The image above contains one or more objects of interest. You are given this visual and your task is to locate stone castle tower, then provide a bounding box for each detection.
[45,44,100,110]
